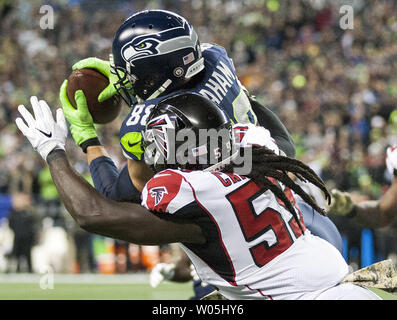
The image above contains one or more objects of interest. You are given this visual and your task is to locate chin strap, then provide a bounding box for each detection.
[146,79,173,101]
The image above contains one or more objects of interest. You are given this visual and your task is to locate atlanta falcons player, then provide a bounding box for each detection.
[15,93,383,299]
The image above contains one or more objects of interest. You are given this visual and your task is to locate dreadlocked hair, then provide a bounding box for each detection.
[222,145,331,234]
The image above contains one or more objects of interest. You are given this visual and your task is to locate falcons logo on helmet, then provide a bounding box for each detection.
[150,186,168,206]
[146,114,175,159]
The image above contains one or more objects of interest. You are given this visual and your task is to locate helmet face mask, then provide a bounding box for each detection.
[112,10,204,106]
[110,55,138,106]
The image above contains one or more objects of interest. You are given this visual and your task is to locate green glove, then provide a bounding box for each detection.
[327,189,354,216]
[72,57,119,102]
[59,80,99,150]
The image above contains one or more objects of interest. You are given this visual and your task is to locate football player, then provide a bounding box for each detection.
[59,9,295,199]
[16,93,390,299]
[148,121,342,297]
[59,9,342,253]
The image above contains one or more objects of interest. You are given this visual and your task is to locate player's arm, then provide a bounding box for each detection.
[350,146,397,227]
[127,158,154,193]
[15,98,205,245]
[87,145,141,201]
[46,150,204,244]
[328,146,397,228]
[88,148,153,198]
[330,182,397,228]
[248,95,296,158]
[352,177,397,227]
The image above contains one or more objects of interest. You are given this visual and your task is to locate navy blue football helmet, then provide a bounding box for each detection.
[111,10,204,106]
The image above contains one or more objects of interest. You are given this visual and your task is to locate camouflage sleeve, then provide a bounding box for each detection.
[341,259,397,296]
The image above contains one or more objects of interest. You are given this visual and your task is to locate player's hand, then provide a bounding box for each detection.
[72,57,118,102]
[15,96,67,162]
[386,145,397,177]
[149,263,176,288]
[234,123,280,155]
[59,80,98,147]
[327,189,354,216]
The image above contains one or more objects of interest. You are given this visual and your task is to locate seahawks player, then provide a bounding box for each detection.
[16,94,388,300]
[59,10,341,257]
[60,9,295,197]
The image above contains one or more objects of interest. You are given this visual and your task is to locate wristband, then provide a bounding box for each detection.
[80,137,102,153]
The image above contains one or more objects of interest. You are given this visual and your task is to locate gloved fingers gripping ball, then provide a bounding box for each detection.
[60,80,99,151]
[72,57,119,103]
[65,66,121,124]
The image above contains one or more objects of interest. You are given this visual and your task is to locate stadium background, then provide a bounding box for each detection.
[0,0,396,299]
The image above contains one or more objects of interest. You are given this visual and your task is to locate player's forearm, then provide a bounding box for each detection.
[351,201,383,228]
[378,176,397,218]
[352,197,396,229]
[249,98,296,158]
[262,108,295,157]
[47,149,104,227]
[87,145,141,202]
[87,145,109,164]
[127,159,154,192]
[351,178,397,228]
[46,149,132,239]
[89,156,140,202]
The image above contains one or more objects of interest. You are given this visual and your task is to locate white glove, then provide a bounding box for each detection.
[233,123,279,155]
[15,96,68,161]
[149,263,175,288]
[386,145,397,176]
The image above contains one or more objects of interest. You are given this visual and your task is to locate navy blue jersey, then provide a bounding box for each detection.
[119,43,257,161]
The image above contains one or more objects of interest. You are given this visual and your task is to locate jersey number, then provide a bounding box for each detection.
[226,180,303,267]
[126,104,155,126]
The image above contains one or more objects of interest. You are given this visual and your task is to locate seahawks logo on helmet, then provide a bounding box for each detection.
[121,22,199,63]
[150,186,168,206]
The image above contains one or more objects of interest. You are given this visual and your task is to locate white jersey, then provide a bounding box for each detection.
[141,169,349,300]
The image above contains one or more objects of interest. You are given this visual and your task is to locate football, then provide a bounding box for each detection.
[66,68,122,124]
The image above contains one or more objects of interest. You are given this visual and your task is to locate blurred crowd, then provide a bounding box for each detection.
[0,0,396,274]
